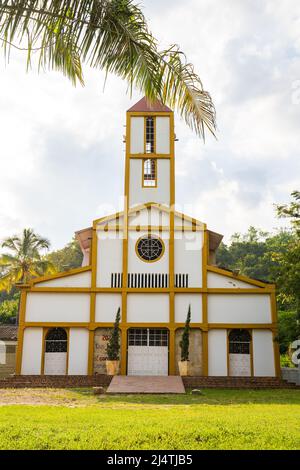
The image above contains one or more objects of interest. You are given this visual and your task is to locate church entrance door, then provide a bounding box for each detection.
[127,328,168,376]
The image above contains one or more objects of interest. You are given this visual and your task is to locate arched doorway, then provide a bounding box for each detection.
[228,329,252,377]
[44,328,68,375]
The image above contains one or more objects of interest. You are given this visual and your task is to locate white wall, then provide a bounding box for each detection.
[129,159,170,207]
[208,294,272,324]
[208,329,227,376]
[68,328,89,375]
[129,206,170,226]
[21,328,43,374]
[253,330,275,376]
[97,232,123,287]
[156,117,170,154]
[175,294,202,323]
[127,294,169,323]
[128,230,169,274]
[207,272,257,289]
[95,294,122,322]
[26,293,90,323]
[130,117,144,154]
[35,271,91,288]
[174,231,203,287]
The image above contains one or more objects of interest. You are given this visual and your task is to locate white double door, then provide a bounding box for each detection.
[127,329,168,376]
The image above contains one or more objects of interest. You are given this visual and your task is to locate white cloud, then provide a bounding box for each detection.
[0,0,299,249]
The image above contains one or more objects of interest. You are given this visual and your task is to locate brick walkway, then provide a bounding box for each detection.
[106,376,185,394]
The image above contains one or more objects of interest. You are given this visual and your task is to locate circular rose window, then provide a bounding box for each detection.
[136,235,164,262]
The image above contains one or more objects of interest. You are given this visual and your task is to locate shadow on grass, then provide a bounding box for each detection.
[70,387,300,406]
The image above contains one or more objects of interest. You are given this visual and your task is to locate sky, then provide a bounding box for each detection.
[0,0,299,250]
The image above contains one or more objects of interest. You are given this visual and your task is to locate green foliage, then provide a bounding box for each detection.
[0,293,19,324]
[0,228,54,291]
[280,354,295,368]
[276,190,300,236]
[179,304,191,361]
[278,310,300,354]
[46,239,83,272]
[106,307,121,361]
[0,0,216,139]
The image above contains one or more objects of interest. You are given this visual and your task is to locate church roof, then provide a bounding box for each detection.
[127,96,172,113]
[0,325,18,341]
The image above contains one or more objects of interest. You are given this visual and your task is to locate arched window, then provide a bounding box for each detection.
[45,328,67,353]
[229,329,251,354]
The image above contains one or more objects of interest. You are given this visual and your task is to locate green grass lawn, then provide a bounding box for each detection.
[0,388,299,450]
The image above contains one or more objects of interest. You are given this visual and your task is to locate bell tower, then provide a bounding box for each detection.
[124,97,175,210]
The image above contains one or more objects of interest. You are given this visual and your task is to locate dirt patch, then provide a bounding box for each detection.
[0,388,97,406]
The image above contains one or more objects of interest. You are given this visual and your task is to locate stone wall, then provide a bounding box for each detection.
[175,328,202,376]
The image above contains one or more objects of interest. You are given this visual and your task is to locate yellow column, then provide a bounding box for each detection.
[15,289,27,375]
[120,326,127,375]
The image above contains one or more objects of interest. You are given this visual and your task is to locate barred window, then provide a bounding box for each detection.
[229,329,251,354]
[143,158,156,187]
[136,235,164,262]
[145,117,154,153]
[128,328,168,347]
[45,328,67,353]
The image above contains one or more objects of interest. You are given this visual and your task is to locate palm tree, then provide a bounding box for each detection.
[0,228,54,291]
[0,0,216,139]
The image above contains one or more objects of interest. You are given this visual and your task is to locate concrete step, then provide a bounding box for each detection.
[107,376,185,394]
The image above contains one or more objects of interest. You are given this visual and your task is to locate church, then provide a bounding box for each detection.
[15,97,280,378]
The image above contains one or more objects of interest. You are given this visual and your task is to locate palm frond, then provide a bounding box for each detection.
[0,0,216,138]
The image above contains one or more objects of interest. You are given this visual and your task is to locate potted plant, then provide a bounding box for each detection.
[178,304,191,376]
[106,307,121,375]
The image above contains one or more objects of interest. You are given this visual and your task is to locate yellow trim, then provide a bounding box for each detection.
[168,327,175,375]
[15,290,27,374]
[270,292,281,377]
[120,326,127,375]
[97,225,205,232]
[135,234,165,263]
[93,202,205,228]
[207,265,271,288]
[25,286,274,294]
[28,266,91,286]
[88,329,95,375]
[202,331,208,376]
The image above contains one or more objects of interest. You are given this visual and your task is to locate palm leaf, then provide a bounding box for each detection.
[0,0,216,138]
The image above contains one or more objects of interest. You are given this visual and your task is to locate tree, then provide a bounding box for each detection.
[274,191,300,316]
[276,191,300,236]
[0,294,19,324]
[106,307,121,361]
[0,1,216,139]
[0,228,54,291]
[46,238,83,271]
[179,304,191,361]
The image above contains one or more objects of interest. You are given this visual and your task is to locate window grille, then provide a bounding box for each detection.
[143,159,156,187]
[45,328,67,353]
[229,329,251,354]
[145,117,154,153]
[110,273,189,288]
[174,274,189,288]
[128,328,168,347]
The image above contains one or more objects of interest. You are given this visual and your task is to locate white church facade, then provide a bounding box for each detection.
[16,97,280,378]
